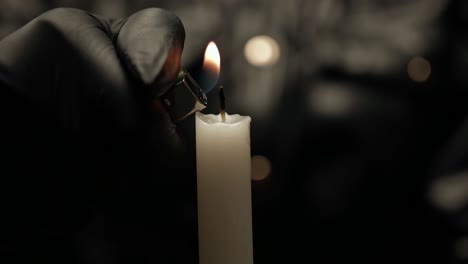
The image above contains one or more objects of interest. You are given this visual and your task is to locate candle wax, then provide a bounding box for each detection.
[195,112,253,264]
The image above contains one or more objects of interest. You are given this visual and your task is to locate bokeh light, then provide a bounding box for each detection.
[407,56,431,82]
[251,155,271,181]
[244,35,280,67]
[309,83,356,117]
[429,171,468,211]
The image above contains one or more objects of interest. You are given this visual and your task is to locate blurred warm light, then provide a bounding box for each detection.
[251,155,271,181]
[244,35,280,67]
[407,56,431,82]
[203,41,221,77]
[455,237,468,260]
[309,83,355,117]
[429,171,468,211]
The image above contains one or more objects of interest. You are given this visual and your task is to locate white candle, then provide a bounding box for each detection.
[196,111,253,264]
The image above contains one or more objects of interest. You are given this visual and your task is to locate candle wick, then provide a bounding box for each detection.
[219,85,226,122]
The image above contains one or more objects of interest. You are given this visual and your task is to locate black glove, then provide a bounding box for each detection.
[0,8,196,263]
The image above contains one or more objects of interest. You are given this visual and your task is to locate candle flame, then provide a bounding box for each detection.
[203,41,221,79]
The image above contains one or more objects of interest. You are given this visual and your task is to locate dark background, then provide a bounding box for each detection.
[2,0,468,263]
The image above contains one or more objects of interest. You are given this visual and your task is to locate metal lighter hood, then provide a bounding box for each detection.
[159,69,208,124]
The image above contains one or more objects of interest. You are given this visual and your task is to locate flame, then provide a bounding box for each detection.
[203,41,220,78]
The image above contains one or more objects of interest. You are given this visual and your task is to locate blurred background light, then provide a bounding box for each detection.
[251,155,271,181]
[244,35,280,67]
[429,171,468,211]
[309,83,356,117]
[407,56,431,82]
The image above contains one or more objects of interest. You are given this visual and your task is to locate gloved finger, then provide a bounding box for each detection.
[0,7,185,204]
[0,8,190,262]
[0,8,185,139]
[114,8,186,96]
[0,7,137,131]
[0,8,141,249]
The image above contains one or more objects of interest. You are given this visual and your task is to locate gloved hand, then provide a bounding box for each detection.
[0,8,196,263]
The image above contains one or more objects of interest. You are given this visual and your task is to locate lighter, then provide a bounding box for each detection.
[159,69,208,124]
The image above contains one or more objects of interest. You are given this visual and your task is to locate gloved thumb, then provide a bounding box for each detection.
[113,8,186,97]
